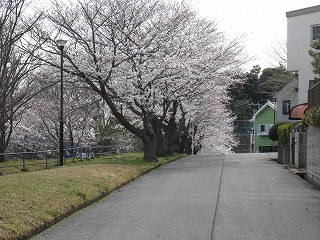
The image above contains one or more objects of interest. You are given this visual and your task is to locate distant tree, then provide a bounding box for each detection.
[258,66,296,100]
[228,65,296,120]
[266,40,287,67]
[9,76,100,151]
[229,65,262,104]
[243,65,262,103]
[228,65,261,120]
[195,89,237,154]
[229,99,252,120]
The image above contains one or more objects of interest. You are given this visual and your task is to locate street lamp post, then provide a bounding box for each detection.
[191,117,200,155]
[191,119,195,155]
[56,39,67,167]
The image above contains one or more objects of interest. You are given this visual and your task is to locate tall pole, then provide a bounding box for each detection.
[57,39,67,166]
[191,120,195,155]
[273,98,276,152]
[59,47,64,166]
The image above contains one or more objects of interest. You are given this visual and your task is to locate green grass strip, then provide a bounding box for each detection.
[0,152,185,240]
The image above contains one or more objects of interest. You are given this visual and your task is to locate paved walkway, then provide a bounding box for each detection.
[35,154,320,240]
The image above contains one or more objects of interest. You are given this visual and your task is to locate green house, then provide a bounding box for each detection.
[250,101,276,153]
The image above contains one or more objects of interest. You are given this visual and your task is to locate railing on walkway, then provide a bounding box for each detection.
[0,145,126,174]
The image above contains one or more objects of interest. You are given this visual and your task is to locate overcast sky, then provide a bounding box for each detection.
[188,0,320,71]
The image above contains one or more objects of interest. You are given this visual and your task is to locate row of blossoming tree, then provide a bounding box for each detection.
[0,0,247,161]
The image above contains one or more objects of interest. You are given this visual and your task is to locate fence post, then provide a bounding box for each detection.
[21,155,27,171]
[64,149,66,164]
[45,152,48,169]
[80,147,83,160]
[72,148,75,162]
[116,146,119,154]
[56,151,58,165]
[86,144,90,159]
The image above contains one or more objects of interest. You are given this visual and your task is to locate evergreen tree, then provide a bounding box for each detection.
[309,39,320,82]
[258,65,296,100]
[228,65,296,120]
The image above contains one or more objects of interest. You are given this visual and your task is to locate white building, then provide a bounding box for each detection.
[286,5,320,104]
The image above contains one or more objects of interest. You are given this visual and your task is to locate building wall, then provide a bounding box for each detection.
[306,126,320,188]
[254,107,275,152]
[287,6,320,103]
[275,79,299,122]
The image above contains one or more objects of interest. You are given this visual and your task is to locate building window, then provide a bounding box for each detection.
[312,25,320,41]
[257,124,273,135]
[282,100,290,115]
[309,80,316,89]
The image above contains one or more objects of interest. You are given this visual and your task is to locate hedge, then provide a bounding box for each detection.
[277,122,298,146]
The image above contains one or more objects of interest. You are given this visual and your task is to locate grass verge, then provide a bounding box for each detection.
[0,152,185,240]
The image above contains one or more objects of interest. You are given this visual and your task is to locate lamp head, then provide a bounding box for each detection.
[56,39,67,50]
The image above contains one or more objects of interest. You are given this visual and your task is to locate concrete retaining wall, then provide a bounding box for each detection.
[294,131,307,168]
[278,146,290,165]
[306,126,320,189]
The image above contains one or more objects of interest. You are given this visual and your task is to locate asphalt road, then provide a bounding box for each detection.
[35,154,320,240]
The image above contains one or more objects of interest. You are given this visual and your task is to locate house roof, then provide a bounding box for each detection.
[250,100,276,122]
[274,78,298,99]
[286,5,320,18]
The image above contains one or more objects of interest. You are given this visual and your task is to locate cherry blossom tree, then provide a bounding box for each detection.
[9,70,102,151]
[193,88,238,154]
[37,0,246,160]
[0,0,42,160]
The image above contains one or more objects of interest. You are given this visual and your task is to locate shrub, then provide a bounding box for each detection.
[277,122,297,146]
[302,106,320,127]
[268,122,287,141]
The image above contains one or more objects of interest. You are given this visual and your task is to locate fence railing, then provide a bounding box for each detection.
[0,145,126,174]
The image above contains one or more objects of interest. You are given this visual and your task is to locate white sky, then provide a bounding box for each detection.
[188,0,320,71]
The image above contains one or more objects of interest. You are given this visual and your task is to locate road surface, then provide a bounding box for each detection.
[35,153,320,240]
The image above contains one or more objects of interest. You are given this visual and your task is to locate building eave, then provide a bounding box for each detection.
[286,5,320,18]
[251,100,276,122]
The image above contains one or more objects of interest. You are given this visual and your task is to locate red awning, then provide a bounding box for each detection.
[289,103,308,120]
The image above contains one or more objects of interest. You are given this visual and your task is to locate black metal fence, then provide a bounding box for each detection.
[233,120,253,153]
[0,145,126,173]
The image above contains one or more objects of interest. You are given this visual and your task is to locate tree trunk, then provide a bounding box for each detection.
[67,118,75,147]
[141,115,158,161]
[163,100,178,155]
[164,118,177,155]
[0,117,10,162]
[0,124,5,162]
[0,145,5,162]
[142,136,157,161]
[186,135,192,155]
[151,118,165,157]
[177,118,190,154]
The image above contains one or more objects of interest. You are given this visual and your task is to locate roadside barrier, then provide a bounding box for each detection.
[0,145,126,174]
